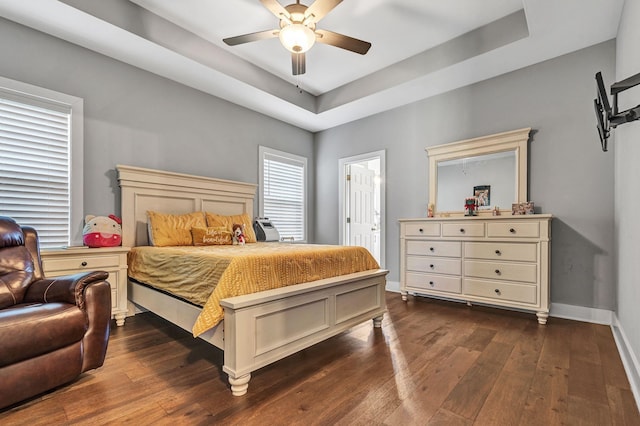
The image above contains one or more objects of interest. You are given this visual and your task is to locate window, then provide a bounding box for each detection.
[0,76,83,248]
[259,146,307,242]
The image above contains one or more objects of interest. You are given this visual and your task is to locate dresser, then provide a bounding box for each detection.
[399,215,551,324]
[41,246,130,326]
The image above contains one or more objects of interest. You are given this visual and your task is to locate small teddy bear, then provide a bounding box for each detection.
[232,223,246,245]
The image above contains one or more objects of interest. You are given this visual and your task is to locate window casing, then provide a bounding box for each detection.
[259,146,307,242]
[0,76,84,248]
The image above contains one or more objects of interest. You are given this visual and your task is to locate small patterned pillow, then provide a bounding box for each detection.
[191,227,232,246]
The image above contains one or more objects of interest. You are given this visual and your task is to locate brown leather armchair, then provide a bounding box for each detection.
[0,216,112,409]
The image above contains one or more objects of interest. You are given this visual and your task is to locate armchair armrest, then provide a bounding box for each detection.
[24,271,109,310]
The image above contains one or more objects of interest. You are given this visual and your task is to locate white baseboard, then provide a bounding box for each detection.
[611,314,640,411]
[549,302,614,325]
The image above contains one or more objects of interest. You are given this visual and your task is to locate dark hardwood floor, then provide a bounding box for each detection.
[2,293,639,425]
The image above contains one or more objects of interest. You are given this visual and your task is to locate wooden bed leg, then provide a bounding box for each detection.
[228,373,251,396]
[373,315,383,328]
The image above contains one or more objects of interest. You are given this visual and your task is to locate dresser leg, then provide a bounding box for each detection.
[401,291,408,301]
[536,312,549,325]
[466,301,472,307]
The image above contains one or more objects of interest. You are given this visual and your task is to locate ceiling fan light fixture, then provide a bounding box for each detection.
[279,23,316,53]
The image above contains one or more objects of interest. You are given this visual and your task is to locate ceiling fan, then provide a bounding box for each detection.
[223,0,372,75]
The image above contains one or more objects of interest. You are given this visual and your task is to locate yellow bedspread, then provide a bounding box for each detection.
[127,243,380,336]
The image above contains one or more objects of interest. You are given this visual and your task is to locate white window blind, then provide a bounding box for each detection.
[0,80,80,249]
[260,147,307,242]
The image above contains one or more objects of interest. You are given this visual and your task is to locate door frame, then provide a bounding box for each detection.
[338,150,386,268]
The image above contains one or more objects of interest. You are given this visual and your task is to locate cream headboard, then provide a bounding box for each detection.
[117,165,257,247]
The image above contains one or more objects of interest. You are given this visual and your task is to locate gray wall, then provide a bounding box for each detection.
[315,40,616,310]
[615,0,640,389]
[0,17,315,239]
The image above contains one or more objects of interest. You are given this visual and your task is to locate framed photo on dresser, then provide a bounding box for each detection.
[473,185,491,207]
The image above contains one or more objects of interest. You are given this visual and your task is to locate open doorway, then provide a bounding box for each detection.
[338,151,385,267]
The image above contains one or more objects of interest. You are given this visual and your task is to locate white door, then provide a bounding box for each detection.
[347,164,376,256]
[339,151,385,268]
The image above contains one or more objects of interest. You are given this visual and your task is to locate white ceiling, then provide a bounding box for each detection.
[0,0,625,132]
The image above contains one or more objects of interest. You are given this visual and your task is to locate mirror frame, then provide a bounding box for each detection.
[426,127,531,216]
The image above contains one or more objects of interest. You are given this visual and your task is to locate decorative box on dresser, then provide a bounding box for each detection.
[399,215,552,324]
[41,246,130,326]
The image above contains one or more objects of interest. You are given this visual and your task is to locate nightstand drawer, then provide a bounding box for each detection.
[442,222,485,237]
[406,240,461,257]
[464,242,537,262]
[42,254,121,272]
[464,278,537,304]
[406,272,461,294]
[464,260,537,283]
[487,222,540,238]
[406,256,461,275]
[404,222,440,237]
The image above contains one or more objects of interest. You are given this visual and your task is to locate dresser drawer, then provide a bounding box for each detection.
[404,222,440,237]
[487,221,539,238]
[464,260,537,283]
[464,242,537,262]
[442,222,485,237]
[406,241,461,257]
[464,278,537,304]
[42,254,121,273]
[406,272,461,294]
[406,256,461,275]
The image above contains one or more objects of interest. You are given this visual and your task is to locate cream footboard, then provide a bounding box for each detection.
[117,165,388,396]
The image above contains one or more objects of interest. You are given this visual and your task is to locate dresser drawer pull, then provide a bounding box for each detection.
[495,250,501,255]
[419,228,424,233]
[429,247,434,252]
[494,288,501,294]
[429,264,434,269]
[429,281,434,286]
[494,269,501,275]
[509,228,516,233]
[81,261,88,267]
[459,228,465,233]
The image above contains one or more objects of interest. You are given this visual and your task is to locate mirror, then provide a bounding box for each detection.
[426,128,530,216]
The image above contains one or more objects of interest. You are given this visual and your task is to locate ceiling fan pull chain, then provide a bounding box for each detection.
[295,75,303,94]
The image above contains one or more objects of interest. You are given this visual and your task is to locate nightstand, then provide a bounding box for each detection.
[41,246,130,326]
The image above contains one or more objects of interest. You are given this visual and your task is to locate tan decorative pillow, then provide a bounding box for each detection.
[147,211,206,246]
[205,212,257,243]
[191,227,232,246]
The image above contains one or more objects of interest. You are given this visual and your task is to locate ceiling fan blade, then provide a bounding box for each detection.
[304,0,342,23]
[315,29,371,55]
[260,0,291,21]
[223,29,279,46]
[292,52,306,75]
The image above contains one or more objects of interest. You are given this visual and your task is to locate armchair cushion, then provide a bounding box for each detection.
[0,217,36,309]
[0,302,85,367]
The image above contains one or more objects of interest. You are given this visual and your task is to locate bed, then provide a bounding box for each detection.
[117,165,388,396]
